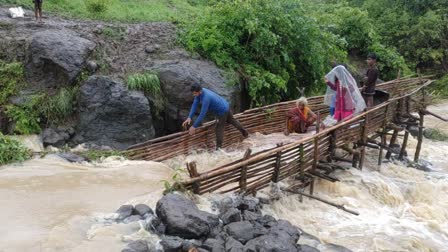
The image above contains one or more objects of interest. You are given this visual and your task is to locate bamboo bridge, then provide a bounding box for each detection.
[127,77,435,197]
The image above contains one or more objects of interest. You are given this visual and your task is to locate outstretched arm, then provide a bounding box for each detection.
[193,97,210,128]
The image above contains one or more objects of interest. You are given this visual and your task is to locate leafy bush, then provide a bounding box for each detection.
[430,75,448,98]
[85,0,109,16]
[5,104,41,135]
[0,133,31,165]
[0,61,25,105]
[180,0,346,106]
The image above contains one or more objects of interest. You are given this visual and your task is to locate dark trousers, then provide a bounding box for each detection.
[215,110,246,149]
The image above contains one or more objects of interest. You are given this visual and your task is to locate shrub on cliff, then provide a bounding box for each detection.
[0,133,31,165]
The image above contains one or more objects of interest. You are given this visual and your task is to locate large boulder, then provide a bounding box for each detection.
[224,221,254,244]
[25,30,95,89]
[156,193,219,239]
[73,76,155,149]
[155,60,242,133]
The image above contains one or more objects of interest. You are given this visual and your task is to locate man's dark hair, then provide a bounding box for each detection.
[367,53,377,60]
[190,84,202,92]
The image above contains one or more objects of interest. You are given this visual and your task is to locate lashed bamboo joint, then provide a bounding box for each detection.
[127,77,433,195]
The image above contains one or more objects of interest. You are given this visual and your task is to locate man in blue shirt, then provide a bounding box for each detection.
[182,84,249,149]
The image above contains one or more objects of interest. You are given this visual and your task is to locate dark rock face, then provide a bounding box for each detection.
[156,193,219,239]
[42,127,72,147]
[224,221,254,244]
[73,76,155,149]
[155,60,241,133]
[270,219,301,244]
[116,205,134,220]
[25,30,95,89]
[134,204,153,217]
[160,236,184,252]
[220,208,241,225]
[243,233,298,252]
[225,237,244,252]
[202,237,225,252]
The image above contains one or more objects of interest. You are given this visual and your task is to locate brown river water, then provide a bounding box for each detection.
[0,103,447,252]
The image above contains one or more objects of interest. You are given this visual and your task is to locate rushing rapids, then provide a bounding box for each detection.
[0,103,447,251]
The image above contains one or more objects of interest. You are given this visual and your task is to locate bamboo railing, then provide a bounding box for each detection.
[177,79,432,195]
[126,77,430,162]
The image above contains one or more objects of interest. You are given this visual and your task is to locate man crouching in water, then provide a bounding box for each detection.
[182,84,249,150]
[284,97,317,135]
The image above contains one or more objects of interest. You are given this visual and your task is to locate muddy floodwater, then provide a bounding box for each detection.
[0,102,447,251]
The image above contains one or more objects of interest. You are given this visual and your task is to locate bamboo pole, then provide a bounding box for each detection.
[414,111,424,162]
[386,129,399,159]
[399,125,410,160]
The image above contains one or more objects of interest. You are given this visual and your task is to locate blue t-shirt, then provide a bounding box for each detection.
[188,88,229,128]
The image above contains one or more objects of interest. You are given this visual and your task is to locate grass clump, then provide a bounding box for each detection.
[430,75,448,99]
[38,87,79,125]
[127,72,165,116]
[85,0,109,16]
[101,26,127,40]
[0,132,31,165]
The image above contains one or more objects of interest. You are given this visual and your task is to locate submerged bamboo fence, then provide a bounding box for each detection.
[176,78,432,195]
[127,77,430,162]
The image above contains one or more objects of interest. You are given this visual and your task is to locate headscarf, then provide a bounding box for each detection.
[324,65,366,114]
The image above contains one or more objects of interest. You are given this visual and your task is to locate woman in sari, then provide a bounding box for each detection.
[284,97,317,135]
[324,65,366,121]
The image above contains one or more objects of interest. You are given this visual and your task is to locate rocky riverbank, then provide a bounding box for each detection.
[0,7,242,149]
[114,193,351,252]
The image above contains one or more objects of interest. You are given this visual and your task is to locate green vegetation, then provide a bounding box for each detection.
[0,133,31,165]
[77,149,125,161]
[424,128,448,142]
[0,61,25,105]
[180,0,345,106]
[127,72,165,116]
[101,26,127,40]
[430,75,448,99]
[0,0,209,22]
[161,167,187,194]
[38,87,79,124]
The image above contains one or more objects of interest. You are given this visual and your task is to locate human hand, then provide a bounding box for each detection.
[182,118,192,128]
[188,126,196,135]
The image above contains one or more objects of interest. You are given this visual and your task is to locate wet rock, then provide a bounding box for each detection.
[73,76,155,149]
[117,205,134,220]
[134,204,153,217]
[255,215,277,228]
[42,128,71,147]
[269,219,301,243]
[86,60,98,73]
[57,152,86,163]
[25,30,95,89]
[224,221,254,244]
[181,240,202,252]
[124,215,143,223]
[225,237,244,252]
[125,240,150,252]
[155,59,241,132]
[408,126,419,137]
[156,193,219,239]
[237,196,260,213]
[243,233,298,252]
[251,222,268,237]
[220,208,241,225]
[202,237,225,252]
[161,236,184,252]
[144,215,162,233]
[241,211,260,221]
[298,245,320,252]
